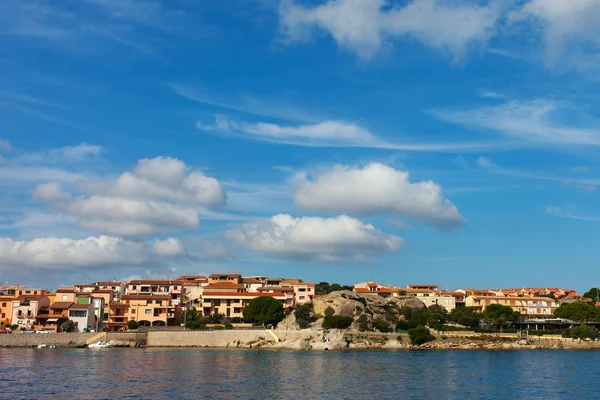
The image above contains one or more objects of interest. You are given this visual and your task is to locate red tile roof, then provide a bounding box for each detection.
[203,292,285,297]
[205,282,245,289]
[122,294,170,301]
[50,301,74,309]
[128,280,183,285]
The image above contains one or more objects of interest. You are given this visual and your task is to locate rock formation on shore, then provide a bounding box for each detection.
[277,290,426,332]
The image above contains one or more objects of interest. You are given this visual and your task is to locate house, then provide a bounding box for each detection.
[122,294,174,327]
[127,280,184,306]
[208,274,242,285]
[94,281,125,300]
[108,302,129,332]
[418,294,456,312]
[68,303,97,332]
[438,291,466,308]
[36,300,72,332]
[407,284,439,291]
[281,280,315,304]
[91,289,114,329]
[10,295,50,330]
[0,295,13,327]
[202,291,291,319]
[74,284,98,293]
[241,277,264,292]
[465,295,558,319]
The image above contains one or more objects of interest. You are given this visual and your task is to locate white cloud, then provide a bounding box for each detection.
[153,237,186,257]
[226,214,403,262]
[0,140,12,152]
[0,167,88,184]
[294,163,466,230]
[33,182,73,202]
[0,235,179,269]
[279,0,501,60]
[198,115,505,152]
[34,156,226,236]
[545,206,600,222]
[476,156,495,168]
[509,0,600,67]
[482,91,508,99]
[431,99,600,146]
[385,219,414,230]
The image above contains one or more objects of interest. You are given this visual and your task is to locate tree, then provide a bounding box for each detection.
[315,282,353,295]
[243,296,284,327]
[563,325,600,340]
[181,309,198,325]
[322,315,353,329]
[449,307,482,328]
[294,303,317,329]
[61,320,76,332]
[554,302,600,323]
[127,320,139,330]
[324,306,335,317]
[583,288,600,302]
[483,304,520,329]
[408,326,434,345]
[373,317,391,333]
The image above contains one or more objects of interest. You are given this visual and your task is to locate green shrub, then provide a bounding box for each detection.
[127,320,139,330]
[322,315,353,329]
[61,320,76,333]
[373,317,391,333]
[295,303,318,329]
[408,326,434,346]
[396,320,411,331]
[324,306,335,317]
[185,320,206,330]
[212,325,224,330]
[563,325,600,339]
[357,315,369,332]
[224,323,233,330]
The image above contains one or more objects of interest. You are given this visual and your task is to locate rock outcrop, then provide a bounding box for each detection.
[278,290,426,331]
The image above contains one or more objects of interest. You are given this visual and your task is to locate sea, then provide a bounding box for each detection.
[0,348,596,399]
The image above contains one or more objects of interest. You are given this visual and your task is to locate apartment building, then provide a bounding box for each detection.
[127,280,183,306]
[466,295,559,319]
[122,294,174,327]
[202,291,290,319]
[10,295,50,330]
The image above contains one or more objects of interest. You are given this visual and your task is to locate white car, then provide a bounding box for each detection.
[36,330,53,334]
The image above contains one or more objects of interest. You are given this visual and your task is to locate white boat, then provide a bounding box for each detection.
[88,341,113,349]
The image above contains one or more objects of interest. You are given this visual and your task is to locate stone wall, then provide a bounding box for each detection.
[106,332,147,347]
[0,332,97,347]
[146,329,315,347]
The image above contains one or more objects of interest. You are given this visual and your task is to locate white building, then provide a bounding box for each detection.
[68,304,96,332]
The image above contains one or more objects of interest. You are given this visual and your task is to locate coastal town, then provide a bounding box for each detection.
[0,273,589,335]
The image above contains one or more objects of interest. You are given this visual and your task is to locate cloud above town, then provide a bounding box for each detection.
[226,214,403,262]
[33,156,225,236]
[294,163,466,230]
[0,235,186,270]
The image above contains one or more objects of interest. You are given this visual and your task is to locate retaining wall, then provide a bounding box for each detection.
[0,332,97,347]
[146,330,316,347]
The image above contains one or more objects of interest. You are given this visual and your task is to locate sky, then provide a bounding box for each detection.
[2,0,600,291]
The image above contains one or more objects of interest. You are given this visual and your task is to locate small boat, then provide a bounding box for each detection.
[88,341,113,349]
[37,344,47,349]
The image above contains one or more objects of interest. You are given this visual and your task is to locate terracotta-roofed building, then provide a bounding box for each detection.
[121,294,174,327]
[202,291,292,318]
[204,282,245,292]
[241,278,263,292]
[407,284,439,291]
[466,295,558,319]
[281,280,315,304]
[177,275,208,283]
[68,303,97,332]
[127,280,183,306]
[208,273,242,285]
[0,295,14,327]
[108,302,129,332]
[94,281,125,300]
[11,295,50,330]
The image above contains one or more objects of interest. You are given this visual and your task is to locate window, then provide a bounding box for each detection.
[18,310,23,317]
[69,310,87,318]
[299,288,306,292]
[2,302,6,307]
[132,286,136,290]
[155,300,161,304]
[299,296,305,300]
[145,309,151,314]
[1,313,4,318]
[62,295,68,300]
[27,310,32,317]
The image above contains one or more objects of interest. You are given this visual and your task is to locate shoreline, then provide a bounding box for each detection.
[3,329,600,351]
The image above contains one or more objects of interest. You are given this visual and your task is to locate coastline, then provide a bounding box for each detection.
[3,329,600,351]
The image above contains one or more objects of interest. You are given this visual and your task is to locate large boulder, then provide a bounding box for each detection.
[278,290,426,331]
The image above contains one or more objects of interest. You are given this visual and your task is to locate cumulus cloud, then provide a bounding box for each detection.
[198,115,504,152]
[226,214,403,262]
[0,235,185,270]
[431,99,600,146]
[153,237,186,257]
[34,156,226,236]
[279,0,501,60]
[509,0,600,67]
[294,163,465,230]
[0,139,12,152]
[476,156,496,168]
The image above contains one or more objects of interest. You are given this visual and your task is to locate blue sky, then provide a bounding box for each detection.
[2,0,600,291]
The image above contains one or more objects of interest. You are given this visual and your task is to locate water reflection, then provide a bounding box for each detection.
[0,348,599,399]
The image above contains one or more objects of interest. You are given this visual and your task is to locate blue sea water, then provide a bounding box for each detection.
[0,348,596,399]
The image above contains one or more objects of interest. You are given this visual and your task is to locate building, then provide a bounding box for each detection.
[407,284,439,291]
[0,296,13,327]
[94,281,125,300]
[418,294,456,312]
[202,291,291,319]
[10,295,50,330]
[68,303,97,332]
[281,280,315,304]
[208,274,242,285]
[122,294,174,327]
[108,302,129,332]
[127,280,184,306]
[241,277,264,292]
[438,291,466,308]
[465,295,559,319]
